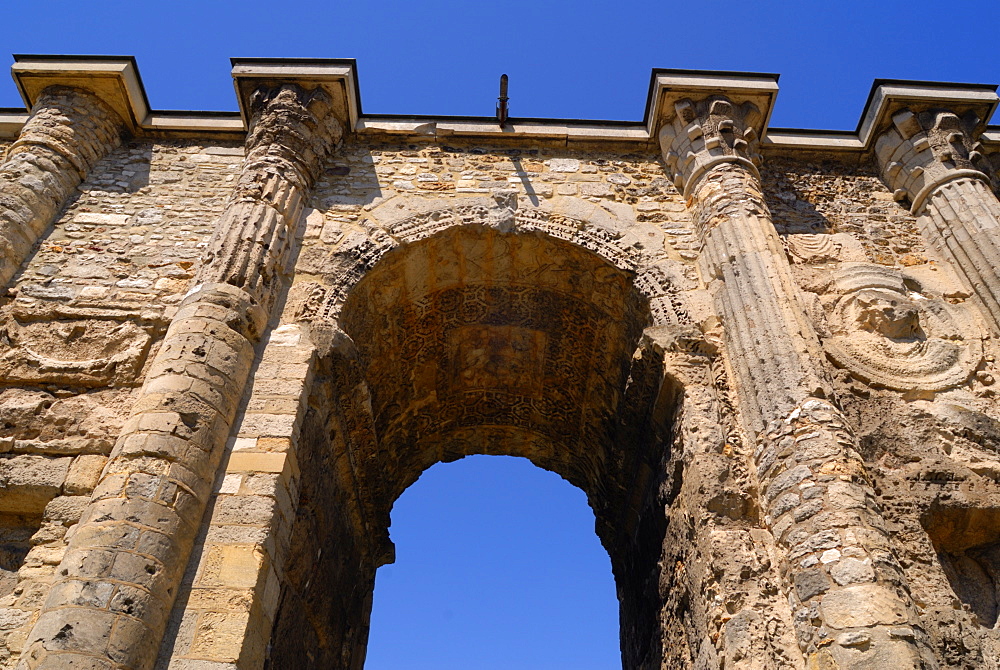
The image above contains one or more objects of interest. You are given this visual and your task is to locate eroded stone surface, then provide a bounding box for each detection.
[3,72,1000,670]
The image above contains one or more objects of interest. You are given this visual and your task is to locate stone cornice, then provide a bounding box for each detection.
[645,70,780,141]
[2,58,1000,158]
[860,80,998,148]
[12,55,147,133]
[231,58,358,136]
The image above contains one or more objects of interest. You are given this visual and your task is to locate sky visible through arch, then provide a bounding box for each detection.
[5,1,1000,667]
[364,456,620,669]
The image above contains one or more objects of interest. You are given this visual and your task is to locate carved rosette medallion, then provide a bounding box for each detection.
[821,263,982,391]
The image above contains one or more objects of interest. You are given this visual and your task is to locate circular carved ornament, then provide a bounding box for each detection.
[822,264,982,392]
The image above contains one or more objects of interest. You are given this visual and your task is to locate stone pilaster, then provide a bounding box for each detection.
[16,85,342,670]
[876,107,1000,335]
[0,86,124,288]
[661,96,932,669]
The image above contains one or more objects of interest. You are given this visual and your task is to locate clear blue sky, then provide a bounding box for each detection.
[5,2,999,667]
[364,457,619,669]
[3,1,1000,129]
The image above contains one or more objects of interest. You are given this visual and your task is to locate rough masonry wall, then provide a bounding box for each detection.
[262,137,799,670]
[0,139,241,669]
[305,139,700,261]
[10,140,241,306]
[4,126,1000,669]
[765,155,1000,668]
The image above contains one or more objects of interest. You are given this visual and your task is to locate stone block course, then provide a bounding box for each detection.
[1,63,1000,670]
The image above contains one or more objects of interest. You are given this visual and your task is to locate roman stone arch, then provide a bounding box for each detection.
[249,194,710,669]
[152,192,735,670]
[14,60,1000,670]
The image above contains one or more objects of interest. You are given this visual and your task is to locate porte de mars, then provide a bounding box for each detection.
[0,57,999,669]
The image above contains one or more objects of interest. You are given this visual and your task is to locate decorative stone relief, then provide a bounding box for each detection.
[297,194,688,327]
[876,104,1000,341]
[0,305,161,389]
[658,96,762,197]
[0,317,151,389]
[336,225,650,489]
[819,263,982,391]
[876,108,991,212]
[785,233,866,265]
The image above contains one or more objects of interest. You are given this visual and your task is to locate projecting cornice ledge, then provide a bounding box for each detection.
[764,80,1000,154]
[645,69,780,140]
[859,80,998,147]
[1,58,1000,155]
[11,55,149,132]
[230,58,359,134]
[7,55,246,139]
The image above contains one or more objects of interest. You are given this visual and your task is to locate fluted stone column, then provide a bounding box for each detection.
[17,85,342,670]
[660,97,933,669]
[876,107,1000,335]
[0,85,124,287]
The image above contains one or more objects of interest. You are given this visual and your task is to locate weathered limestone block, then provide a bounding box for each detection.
[0,456,71,515]
[0,87,124,288]
[0,389,129,457]
[63,456,109,496]
[876,107,1000,336]
[660,95,933,668]
[16,85,342,670]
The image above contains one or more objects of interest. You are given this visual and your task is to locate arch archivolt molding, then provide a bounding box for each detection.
[284,191,721,534]
[291,192,697,331]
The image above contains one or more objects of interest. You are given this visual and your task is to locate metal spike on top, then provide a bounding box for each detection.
[496,74,509,128]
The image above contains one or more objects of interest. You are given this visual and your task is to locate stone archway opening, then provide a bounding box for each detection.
[363,454,622,669]
[266,224,678,670]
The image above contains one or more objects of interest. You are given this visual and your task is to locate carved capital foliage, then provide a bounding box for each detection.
[657,95,763,197]
[875,107,991,213]
[239,83,344,198]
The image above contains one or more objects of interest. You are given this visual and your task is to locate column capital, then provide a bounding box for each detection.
[865,81,998,213]
[876,106,996,213]
[196,82,344,307]
[231,58,359,136]
[659,95,763,197]
[650,72,777,197]
[240,82,345,194]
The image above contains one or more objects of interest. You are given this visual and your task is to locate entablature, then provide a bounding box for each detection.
[1,55,998,160]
